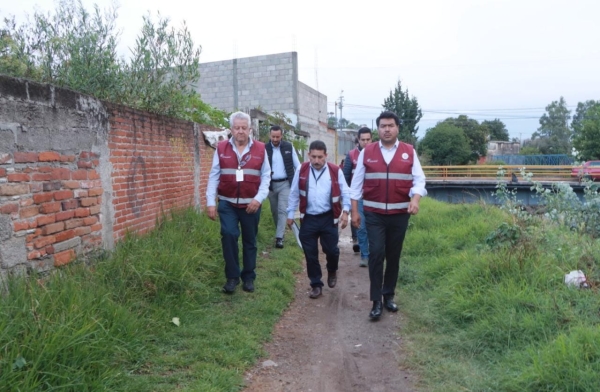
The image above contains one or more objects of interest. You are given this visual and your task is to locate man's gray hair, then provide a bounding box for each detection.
[229,111,251,128]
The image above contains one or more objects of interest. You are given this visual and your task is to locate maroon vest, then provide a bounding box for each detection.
[216,140,266,207]
[298,162,342,224]
[348,148,360,175]
[362,142,414,214]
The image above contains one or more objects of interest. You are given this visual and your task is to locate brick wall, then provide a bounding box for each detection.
[0,76,216,278]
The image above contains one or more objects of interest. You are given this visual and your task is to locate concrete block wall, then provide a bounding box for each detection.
[0,76,216,277]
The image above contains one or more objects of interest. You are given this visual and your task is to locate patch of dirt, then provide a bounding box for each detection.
[243,225,417,392]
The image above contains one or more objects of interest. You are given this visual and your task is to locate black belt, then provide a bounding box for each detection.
[272,178,288,182]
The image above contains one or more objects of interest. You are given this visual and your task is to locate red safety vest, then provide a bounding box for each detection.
[348,148,360,175]
[216,140,266,208]
[298,162,343,224]
[362,142,414,214]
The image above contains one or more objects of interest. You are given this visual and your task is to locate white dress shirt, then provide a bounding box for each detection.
[287,164,351,218]
[270,142,301,180]
[206,138,272,207]
[350,140,427,200]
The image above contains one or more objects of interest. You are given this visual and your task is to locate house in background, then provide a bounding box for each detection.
[196,52,336,161]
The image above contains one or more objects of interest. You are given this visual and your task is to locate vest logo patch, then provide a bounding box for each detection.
[220,154,231,158]
[366,158,378,163]
[402,153,409,160]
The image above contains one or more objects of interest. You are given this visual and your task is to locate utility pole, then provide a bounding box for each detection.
[338,90,344,129]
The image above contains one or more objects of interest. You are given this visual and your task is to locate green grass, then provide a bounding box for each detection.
[0,204,303,391]
[399,198,600,391]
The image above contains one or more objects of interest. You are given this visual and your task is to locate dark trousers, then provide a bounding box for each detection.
[365,211,410,301]
[218,200,261,283]
[299,211,340,288]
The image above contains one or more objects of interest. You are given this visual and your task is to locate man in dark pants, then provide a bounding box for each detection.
[350,111,427,320]
[206,111,271,294]
[287,140,350,299]
[343,127,373,266]
[266,125,300,249]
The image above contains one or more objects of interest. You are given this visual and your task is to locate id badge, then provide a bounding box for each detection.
[236,169,244,182]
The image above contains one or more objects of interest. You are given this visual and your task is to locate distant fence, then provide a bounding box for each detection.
[487,154,574,165]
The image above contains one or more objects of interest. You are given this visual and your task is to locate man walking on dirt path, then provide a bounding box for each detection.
[206,111,271,294]
[343,126,373,267]
[350,111,427,320]
[266,125,300,249]
[287,140,351,299]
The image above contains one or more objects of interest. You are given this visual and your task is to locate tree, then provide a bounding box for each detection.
[327,114,338,128]
[572,105,600,160]
[441,115,488,161]
[572,100,599,135]
[418,123,471,165]
[382,80,422,144]
[481,119,509,141]
[258,111,307,161]
[532,97,572,154]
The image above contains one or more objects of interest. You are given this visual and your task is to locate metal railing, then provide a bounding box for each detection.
[423,165,575,181]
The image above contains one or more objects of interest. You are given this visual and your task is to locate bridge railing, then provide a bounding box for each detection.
[423,165,575,181]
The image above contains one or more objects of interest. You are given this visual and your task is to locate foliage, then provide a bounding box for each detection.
[327,114,337,128]
[0,206,303,391]
[571,99,599,135]
[183,93,229,128]
[418,122,472,165]
[0,0,223,124]
[441,115,488,160]
[518,146,540,155]
[382,80,422,144]
[572,103,600,160]
[532,96,572,154]
[258,111,307,161]
[481,119,509,141]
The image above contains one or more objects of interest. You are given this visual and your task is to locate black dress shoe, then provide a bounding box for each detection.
[275,238,284,249]
[242,280,254,292]
[369,301,383,320]
[327,271,337,288]
[309,286,322,299]
[383,296,398,312]
[352,244,360,253]
[222,279,239,293]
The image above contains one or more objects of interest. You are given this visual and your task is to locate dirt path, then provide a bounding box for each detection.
[243,225,417,392]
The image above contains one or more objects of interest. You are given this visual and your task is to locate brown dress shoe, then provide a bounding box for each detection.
[309,286,322,298]
[327,271,337,288]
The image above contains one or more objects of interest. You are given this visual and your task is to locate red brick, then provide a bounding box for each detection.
[20,205,40,218]
[80,197,97,207]
[41,222,64,235]
[77,161,93,169]
[34,235,56,249]
[65,219,84,229]
[38,166,54,173]
[60,155,76,162]
[90,223,102,232]
[33,192,54,204]
[61,200,78,210]
[71,170,88,180]
[55,210,74,221]
[55,229,75,243]
[54,249,76,267]
[14,152,38,163]
[45,245,55,254]
[74,189,88,198]
[32,173,52,181]
[75,226,92,236]
[80,180,101,189]
[40,202,61,214]
[37,215,56,226]
[0,203,19,214]
[28,251,41,260]
[89,205,101,215]
[13,221,30,231]
[30,183,42,193]
[7,173,30,182]
[43,181,62,192]
[20,198,34,207]
[88,188,103,197]
[80,151,96,159]
[54,190,74,200]
[88,171,100,180]
[83,216,98,226]
[52,168,70,180]
[39,151,61,161]
[0,183,30,196]
[62,180,80,189]
[75,208,90,218]
[0,168,5,176]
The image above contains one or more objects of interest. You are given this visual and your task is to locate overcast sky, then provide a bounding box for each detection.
[3,0,600,140]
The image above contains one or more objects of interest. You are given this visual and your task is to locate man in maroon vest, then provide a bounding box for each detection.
[286,140,351,299]
[350,111,427,320]
[206,112,271,294]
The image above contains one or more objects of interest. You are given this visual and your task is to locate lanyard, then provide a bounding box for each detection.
[311,167,325,184]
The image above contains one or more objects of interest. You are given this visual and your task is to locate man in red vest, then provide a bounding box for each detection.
[286,140,351,299]
[350,111,427,320]
[206,111,272,294]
